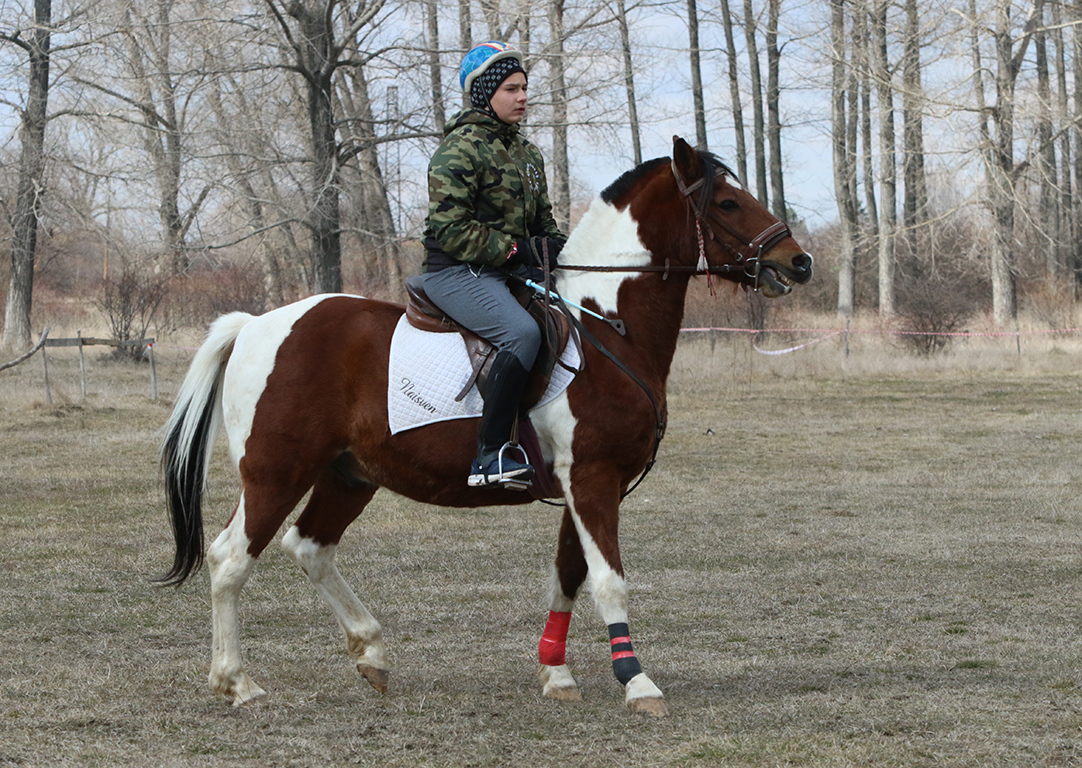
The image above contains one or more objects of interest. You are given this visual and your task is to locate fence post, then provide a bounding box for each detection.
[77,330,87,401]
[148,342,158,400]
[844,319,851,357]
[41,344,52,404]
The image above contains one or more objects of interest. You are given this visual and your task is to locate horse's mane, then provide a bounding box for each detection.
[600,151,741,208]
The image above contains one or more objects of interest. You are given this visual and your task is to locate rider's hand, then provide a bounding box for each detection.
[529,237,563,270]
[509,262,546,285]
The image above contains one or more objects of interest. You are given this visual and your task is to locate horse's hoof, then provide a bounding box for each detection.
[538,663,580,701]
[230,678,267,707]
[627,696,668,717]
[544,686,583,702]
[358,663,389,693]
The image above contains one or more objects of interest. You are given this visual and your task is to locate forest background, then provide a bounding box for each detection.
[0,0,1076,352]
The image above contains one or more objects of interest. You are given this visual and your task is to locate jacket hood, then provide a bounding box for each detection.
[444,109,520,137]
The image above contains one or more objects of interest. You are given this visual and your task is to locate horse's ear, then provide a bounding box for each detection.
[672,136,703,181]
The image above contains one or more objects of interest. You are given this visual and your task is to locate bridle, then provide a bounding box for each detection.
[558,157,793,292]
[669,158,792,291]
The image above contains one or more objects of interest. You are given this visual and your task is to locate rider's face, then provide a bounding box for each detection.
[490,72,528,124]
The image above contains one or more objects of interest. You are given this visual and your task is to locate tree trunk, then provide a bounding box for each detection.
[831,0,856,318]
[720,0,748,184]
[1034,4,1057,277]
[547,0,571,230]
[427,0,446,130]
[1052,0,1076,282]
[744,0,768,206]
[976,0,1039,325]
[766,0,785,219]
[615,0,642,165]
[120,0,203,275]
[901,0,928,236]
[338,63,399,293]
[459,0,472,110]
[687,0,708,150]
[855,2,878,239]
[1074,2,1082,290]
[871,0,896,317]
[2,0,51,351]
[287,0,343,294]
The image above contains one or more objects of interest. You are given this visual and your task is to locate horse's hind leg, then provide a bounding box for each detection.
[208,485,307,706]
[281,473,390,694]
[538,507,587,701]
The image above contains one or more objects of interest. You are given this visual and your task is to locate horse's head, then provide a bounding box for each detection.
[669,136,813,298]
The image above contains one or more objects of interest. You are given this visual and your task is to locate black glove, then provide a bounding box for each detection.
[529,236,563,270]
[511,237,564,270]
[509,262,546,285]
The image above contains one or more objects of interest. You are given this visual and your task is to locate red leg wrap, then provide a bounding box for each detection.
[538,610,572,666]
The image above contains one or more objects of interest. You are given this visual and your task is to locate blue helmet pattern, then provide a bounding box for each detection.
[459,41,524,92]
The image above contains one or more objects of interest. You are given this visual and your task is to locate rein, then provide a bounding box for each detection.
[549,289,666,501]
[528,153,790,500]
[558,159,792,291]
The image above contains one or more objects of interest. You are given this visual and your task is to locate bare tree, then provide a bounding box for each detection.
[968,0,1039,325]
[743,0,767,206]
[871,0,897,317]
[111,0,211,274]
[1051,0,1076,282]
[720,0,748,183]
[686,0,707,150]
[547,0,571,229]
[854,1,877,239]
[766,0,785,218]
[1,0,52,350]
[613,0,642,165]
[901,0,927,237]
[427,0,447,130]
[832,0,858,317]
[262,0,387,294]
[1033,2,1057,277]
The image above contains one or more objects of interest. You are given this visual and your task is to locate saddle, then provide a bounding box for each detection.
[404,274,573,409]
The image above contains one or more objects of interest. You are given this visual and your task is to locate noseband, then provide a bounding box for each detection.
[670,158,792,290]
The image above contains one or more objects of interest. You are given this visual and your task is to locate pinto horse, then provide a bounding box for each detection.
[160,136,812,716]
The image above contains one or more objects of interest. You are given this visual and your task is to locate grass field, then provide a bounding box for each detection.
[3,329,1082,767]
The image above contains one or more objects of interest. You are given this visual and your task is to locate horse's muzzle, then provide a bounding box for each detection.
[787,253,814,284]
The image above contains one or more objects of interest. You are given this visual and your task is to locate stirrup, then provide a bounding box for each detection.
[468,443,534,490]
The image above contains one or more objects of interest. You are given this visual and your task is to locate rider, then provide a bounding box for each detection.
[422,41,566,489]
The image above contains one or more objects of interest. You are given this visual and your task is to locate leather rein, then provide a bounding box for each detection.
[558,159,793,291]
[532,159,792,500]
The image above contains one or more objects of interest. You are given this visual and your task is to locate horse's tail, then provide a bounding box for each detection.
[157,311,253,586]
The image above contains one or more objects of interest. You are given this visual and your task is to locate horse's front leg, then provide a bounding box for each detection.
[560,465,668,716]
[538,508,587,701]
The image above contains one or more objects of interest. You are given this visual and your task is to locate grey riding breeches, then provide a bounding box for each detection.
[421,264,541,369]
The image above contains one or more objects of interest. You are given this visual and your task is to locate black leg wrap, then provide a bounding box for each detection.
[608,622,642,685]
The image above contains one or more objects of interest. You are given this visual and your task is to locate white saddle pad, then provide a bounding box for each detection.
[387,314,580,435]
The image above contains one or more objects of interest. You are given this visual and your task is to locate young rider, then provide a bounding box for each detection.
[422,41,566,489]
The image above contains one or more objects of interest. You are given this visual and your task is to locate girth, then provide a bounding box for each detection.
[403,274,572,409]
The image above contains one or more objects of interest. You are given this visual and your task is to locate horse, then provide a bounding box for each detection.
[159,136,813,716]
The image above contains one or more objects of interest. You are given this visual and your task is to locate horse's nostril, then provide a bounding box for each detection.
[792,253,813,277]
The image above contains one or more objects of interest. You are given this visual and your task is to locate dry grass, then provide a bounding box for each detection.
[3,328,1082,767]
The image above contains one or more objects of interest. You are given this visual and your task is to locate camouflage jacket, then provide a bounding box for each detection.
[423,109,564,272]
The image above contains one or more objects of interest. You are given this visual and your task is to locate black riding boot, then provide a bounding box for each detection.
[468,350,534,488]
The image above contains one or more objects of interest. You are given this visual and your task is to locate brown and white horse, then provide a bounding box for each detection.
[160,136,812,716]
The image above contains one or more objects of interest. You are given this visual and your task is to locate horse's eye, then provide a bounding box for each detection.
[718,199,739,212]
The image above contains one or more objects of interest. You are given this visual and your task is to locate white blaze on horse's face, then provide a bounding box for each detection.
[558,197,650,315]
